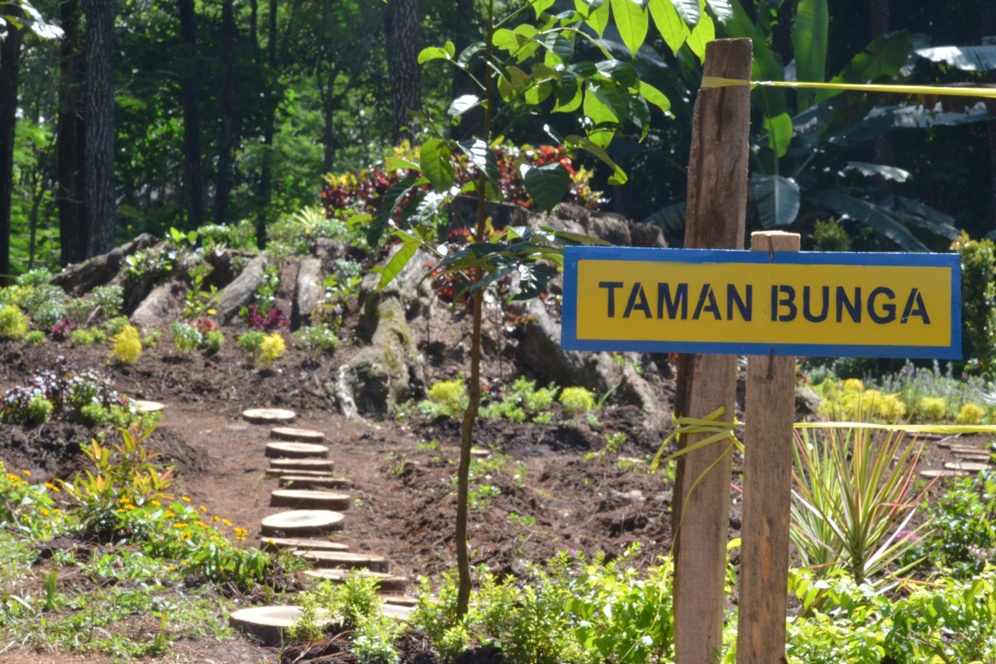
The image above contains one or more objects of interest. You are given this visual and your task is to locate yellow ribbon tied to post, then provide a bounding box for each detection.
[701,76,996,100]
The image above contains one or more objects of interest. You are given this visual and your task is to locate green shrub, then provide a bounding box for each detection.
[559,387,595,416]
[422,378,467,419]
[64,297,93,324]
[0,305,28,340]
[203,329,225,352]
[258,333,285,367]
[810,219,853,252]
[24,330,45,345]
[90,328,107,344]
[104,316,131,336]
[170,322,202,354]
[141,329,161,348]
[70,328,96,346]
[917,396,948,422]
[294,324,340,357]
[957,232,996,375]
[236,330,264,358]
[91,285,124,318]
[26,394,54,424]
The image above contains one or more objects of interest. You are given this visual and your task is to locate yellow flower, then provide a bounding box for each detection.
[44,482,58,492]
[21,470,30,476]
[151,500,161,506]
[212,515,220,522]
[199,505,207,512]
[174,522,188,529]
[196,521,207,528]
[181,496,191,503]
[222,519,231,527]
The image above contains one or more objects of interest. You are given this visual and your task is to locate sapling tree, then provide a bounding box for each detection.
[374,0,724,617]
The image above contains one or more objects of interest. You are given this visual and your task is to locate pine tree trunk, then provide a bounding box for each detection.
[83,0,117,257]
[384,0,422,143]
[215,0,236,223]
[256,0,278,250]
[0,3,25,283]
[179,0,205,231]
[450,0,477,141]
[57,0,88,266]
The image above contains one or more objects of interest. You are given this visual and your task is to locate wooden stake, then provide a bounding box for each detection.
[673,38,752,664]
[737,231,800,664]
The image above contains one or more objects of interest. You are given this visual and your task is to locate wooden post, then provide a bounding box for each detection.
[736,231,800,664]
[672,38,752,664]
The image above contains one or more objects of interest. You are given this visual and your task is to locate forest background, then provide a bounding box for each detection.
[1,0,996,282]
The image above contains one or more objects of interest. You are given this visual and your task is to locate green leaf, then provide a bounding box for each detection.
[704,0,732,22]
[669,0,699,27]
[524,163,572,212]
[554,72,583,112]
[493,28,519,52]
[580,0,612,37]
[752,174,800,228]
[385,156,421,171]
[524,80,554,105]
[369,176,419,246]
[915,45,996,72]
[591,81,630,122]
[420,139,455,191]
[447,94,480,118]
[456,140,502,194]
[648,0,689,56]
[584,84,620,125]
[762,112,793,158]
[565,134,628,184]
[820,32,914,103]
[808,189,929,252]
[610,0,649,57]
[685,12,714,62]
[791,0,828,112]
[839,162,909,183]
[639,80,671,113]
[371,232,422,291]
[417,41,455,64]
[598,60,640,88]
[532,0,556,17]
[539,31,575,64]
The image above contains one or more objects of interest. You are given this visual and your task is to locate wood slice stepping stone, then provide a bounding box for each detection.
[953,452,992,463]
[229,605,330,646]
[260,510,344,537]
[260,537,350,553]
[381,594,418,608]
[264,467,335,479]
[380,604,413,621]
[270,458,336,472]
[270,426,326,443]
[470,448,490,458]
[270,489,352,511]
[130,399,165,413]
[295,550,389,572]
[265,442,329,459]
[944,461,990,473]
[921,468,970,479]
[243,408,296,424]
[305,569,407,592]
[950,445,990,454]
[280,475,350,490]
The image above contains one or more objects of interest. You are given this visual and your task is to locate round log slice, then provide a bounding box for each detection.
[260,537,349,553]
[379,604,413,621]
[294,550,388,572]
[270,489,352,511]
[130,400,165,413]
[270,426,326,443]
[381,594,418,608]
[264,468,335,479]
[270,458,336,472]
[304,569,407,592]
[265,442,329,459]
[229,606,330,646]
[243,408,297,424]
[280,476,350,490]
[260,510,344,537]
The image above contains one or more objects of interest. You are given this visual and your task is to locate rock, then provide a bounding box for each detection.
[544,203,668,249]
[795,386,822,421]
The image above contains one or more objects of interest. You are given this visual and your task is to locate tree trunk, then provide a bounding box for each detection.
[0,3,25,283]
[384,0,422,144]
[83,0,116,257]
[256,0,278,250]
[57,0,87,266]
[179,0,205,231]
[450,0,477,141]
[215,0,236,223]
[249,0,259,51]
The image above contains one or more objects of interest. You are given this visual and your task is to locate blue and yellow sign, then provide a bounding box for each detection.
[561,247,961,359]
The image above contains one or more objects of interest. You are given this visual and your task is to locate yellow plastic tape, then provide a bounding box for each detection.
[701,75,996,99]
[794,422,996,436]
